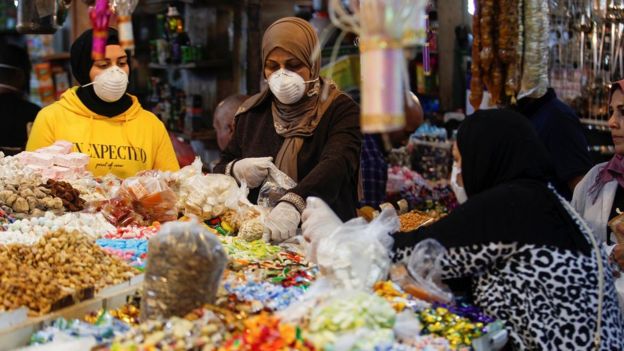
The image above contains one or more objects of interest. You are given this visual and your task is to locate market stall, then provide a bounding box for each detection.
[0,142,507,351]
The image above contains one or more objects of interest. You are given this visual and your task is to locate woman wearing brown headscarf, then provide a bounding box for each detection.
[214,17,362,243]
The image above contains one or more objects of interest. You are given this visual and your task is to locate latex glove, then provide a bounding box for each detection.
[233,157,273,188]
[302,197,342,243]
[264,202,301,243]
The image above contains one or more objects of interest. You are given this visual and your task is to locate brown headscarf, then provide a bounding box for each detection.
[237,17,342,181]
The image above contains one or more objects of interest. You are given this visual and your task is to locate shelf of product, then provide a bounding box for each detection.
[0,142,508,351]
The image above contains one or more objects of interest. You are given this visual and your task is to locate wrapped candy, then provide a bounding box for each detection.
[220,236,282,262]
[221,313,315,351]
[224,281,307,312]
[419,306,485,349]
[89,0,112,60]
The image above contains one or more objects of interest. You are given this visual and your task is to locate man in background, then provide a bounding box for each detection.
[0,41,40,152]
[515,88,593,200]
[360,92,424,208]
[214,94,249,151]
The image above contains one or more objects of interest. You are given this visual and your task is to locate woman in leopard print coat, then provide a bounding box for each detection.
[392,110,624,350]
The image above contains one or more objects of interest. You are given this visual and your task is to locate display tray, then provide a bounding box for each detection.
[0,274,144,351]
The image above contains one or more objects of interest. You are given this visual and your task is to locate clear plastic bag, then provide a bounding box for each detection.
[390,239,453,303]
[101,176,178,226]
[257,164,297,209]
[392,311,422,342]
[177,172,250,221]
[315,207,399,290]
[141,221,227,320]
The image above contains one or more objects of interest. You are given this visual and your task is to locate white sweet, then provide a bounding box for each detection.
[2,212,116,245]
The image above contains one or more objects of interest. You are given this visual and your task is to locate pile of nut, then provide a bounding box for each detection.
[44,179,86,212]
[399,211,435,232]
[0,178,64,218]
[0,230,136,315]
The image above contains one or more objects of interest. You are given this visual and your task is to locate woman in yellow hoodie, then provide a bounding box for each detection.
[27,28,179,178]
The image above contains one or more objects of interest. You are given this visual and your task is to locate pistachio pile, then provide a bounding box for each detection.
[0,230,136,315]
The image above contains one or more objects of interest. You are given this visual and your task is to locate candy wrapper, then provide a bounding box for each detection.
[101,176,177,226]
[304,291,398,349]
[224,281,307,312]
[141,221,227,320]
[221,313,315,351]
[113,308,229,350]
[257,164,297,209]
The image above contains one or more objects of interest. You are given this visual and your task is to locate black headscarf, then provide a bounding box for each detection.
[457,109,553,197]
[393,109,591,261]
[70,28,132,117]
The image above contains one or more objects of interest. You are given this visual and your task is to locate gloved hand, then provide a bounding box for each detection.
[264,202,301,243]
[301,197,342,243]
[233,157,273,188]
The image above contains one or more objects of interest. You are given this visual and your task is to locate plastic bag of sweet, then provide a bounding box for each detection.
[177,172,250,221]
[257,164,297,209]
[102,176,178,226]
[390,238,453,304]
[141,221,227,320]
[315,207,399,290]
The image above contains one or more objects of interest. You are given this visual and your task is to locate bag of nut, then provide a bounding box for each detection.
[141,220,227,320]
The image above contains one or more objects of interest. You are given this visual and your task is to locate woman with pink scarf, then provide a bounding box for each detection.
[573,80,624,272]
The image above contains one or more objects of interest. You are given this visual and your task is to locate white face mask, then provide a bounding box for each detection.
[450,162,468,204]
[83,66,128,102]
[267,68,317,105]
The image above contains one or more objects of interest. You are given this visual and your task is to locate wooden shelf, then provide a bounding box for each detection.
[148,60,230,70]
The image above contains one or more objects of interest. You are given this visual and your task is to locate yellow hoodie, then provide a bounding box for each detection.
[26,87,180,178]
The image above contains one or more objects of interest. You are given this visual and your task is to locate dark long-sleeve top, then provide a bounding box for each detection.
[392,180,624,350]
[214,94,362,221]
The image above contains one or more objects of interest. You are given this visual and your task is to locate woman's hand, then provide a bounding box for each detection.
[232,157,273,188]
[264,202,301,243]
[301,197,342,243]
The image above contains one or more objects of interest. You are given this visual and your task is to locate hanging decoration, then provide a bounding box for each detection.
[89,0,112,61]
[329,0,428,134]
[111,0,139,53]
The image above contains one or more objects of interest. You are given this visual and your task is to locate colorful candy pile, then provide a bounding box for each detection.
[29,313,130,346]
[419,306,486,349]
[220,236,282,262]
[103,223,161,239]
[225,281,307,312]
[96,239,148,268]
[111,308,229,351]
[221,313,316,351]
